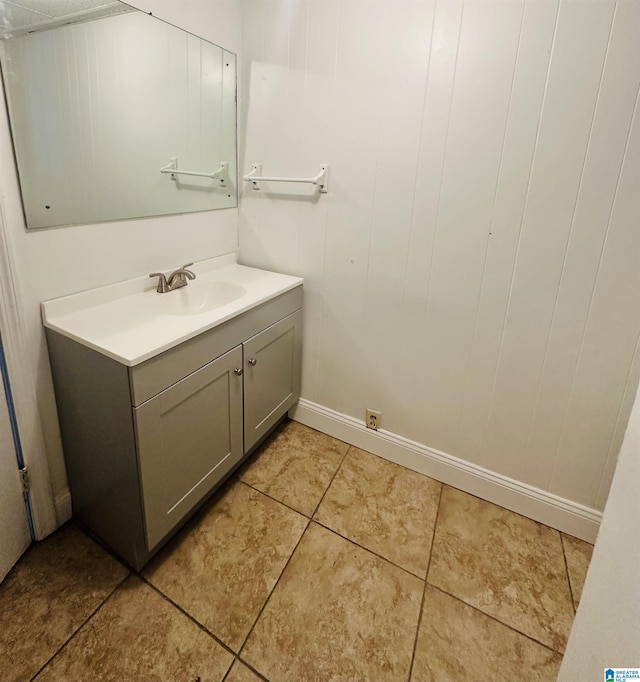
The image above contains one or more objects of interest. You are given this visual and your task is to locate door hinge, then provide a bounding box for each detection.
[19,466,30,493]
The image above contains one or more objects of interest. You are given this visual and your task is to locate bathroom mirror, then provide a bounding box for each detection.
[0,1,237,229]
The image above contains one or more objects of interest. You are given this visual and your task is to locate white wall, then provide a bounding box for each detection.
[0,0,242,523]
[239,0,640,518]
[559,381,640,678]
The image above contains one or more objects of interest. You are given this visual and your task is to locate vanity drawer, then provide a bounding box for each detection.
[128,285,303,406]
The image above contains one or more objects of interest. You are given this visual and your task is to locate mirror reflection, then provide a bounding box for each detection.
[0,1,237,229]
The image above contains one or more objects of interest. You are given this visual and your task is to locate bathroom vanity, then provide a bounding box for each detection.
[42,255,302,569]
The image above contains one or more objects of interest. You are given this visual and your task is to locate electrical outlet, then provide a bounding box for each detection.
[366,409,382,430]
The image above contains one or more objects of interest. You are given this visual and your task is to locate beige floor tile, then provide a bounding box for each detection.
[226,660,264,682]
[143,481,307,651]
[242,522,423,682]
[562,533,594,609]
[239,420,348,515]
[428,486,574,653]
[34,576,233,682]
[0,525,128,682]
[314,447,442,576]
[411,586,562,682]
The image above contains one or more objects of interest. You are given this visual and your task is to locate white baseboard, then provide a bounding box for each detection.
[290,399,601,544]
[53,489,72,527]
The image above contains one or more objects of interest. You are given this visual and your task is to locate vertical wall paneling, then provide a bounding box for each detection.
[594,328,640,511]
[238,0,267,269]
[402,0,462,315]
[455,0,559,463]
[481,0,617,488]
[254,0,290,276]
[531,0,640,504]
[239,0,640,514]
[550,86,640,505]
[415,0,525,452]
[340,0,436,428]
[294,0,339,401]
[359,0,435,432]
[315,0,392,418]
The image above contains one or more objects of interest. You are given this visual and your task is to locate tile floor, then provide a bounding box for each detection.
[0,419,594,682]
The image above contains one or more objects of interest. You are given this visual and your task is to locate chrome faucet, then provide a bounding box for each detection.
[149,263,196,293]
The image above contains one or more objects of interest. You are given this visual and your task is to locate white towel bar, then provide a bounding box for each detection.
[160,158,227,185]
[244,163,329,193]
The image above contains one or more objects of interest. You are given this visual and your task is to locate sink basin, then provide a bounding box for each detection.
[41,255,303,366]
[156,281,246,316]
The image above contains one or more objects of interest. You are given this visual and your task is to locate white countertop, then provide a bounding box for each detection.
[41,254,303,366]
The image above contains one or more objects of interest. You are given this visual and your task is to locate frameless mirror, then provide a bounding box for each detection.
[0,1,237,229]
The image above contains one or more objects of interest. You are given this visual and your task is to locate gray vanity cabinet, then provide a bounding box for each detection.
[45,285,302,570]
[243,310,302,453]
[134,346,244,549]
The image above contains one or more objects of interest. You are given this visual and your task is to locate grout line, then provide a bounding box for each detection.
[423,483,445,584]
[246,444,562,588]
[236,427,351,521]
[310,444,351,517]
[309,444,444,581]
[237,517,312,662]
[559,532,577,615]
[310,518,426,583]
[233,435,352,665]
[308,430,465,488]
[408,484,443,681]
[426,582,566,657]
[232,446,351,670]
[236,657,271,682]
[441,481,560,532]
[220,658,235,682]
[245,437,444,581]
[140,576,238,658]
[238,479,314,519]
[29,570,129,682]
[418,490,571,657]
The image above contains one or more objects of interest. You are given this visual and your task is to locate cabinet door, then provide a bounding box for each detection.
[134,345,243,549]
[243,309,302,453]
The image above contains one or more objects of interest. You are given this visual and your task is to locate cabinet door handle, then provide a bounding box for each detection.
[248,358,257,366]
[234,368,243,376]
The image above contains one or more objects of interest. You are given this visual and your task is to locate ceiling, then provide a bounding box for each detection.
[0,0,131,39]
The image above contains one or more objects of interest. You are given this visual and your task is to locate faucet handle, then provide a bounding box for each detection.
[149,272,169,293]
[178,263,196,280]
